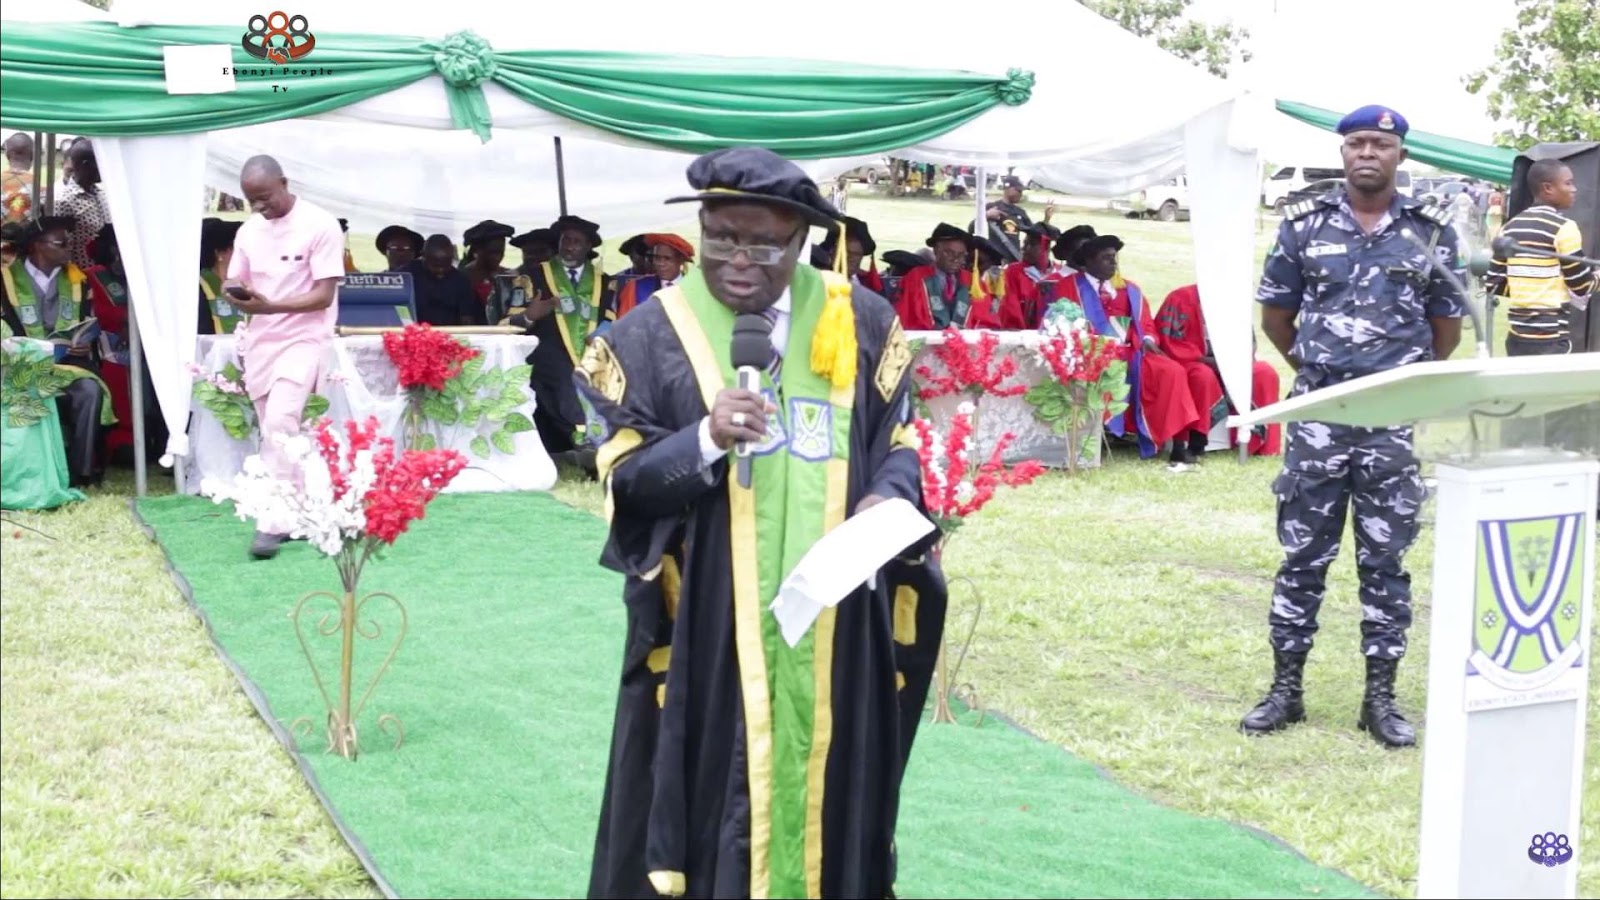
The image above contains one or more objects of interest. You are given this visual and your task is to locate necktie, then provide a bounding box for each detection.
[1099,280,1114,305]
[567,267,580,288]
[762,306,783,386]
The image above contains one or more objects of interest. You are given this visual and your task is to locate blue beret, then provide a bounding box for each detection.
[1337,105,1409,139]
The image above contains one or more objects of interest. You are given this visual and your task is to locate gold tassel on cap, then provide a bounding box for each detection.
[810,270,856,390]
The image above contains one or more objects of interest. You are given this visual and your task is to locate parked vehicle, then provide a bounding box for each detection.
[1282,178,1345,208]
[840,157,892,185]
[1422,180,1470,206]
[1114,176,1190,222]
[1263,164,1345,210]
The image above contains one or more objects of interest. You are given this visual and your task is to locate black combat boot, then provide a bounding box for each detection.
[1357,656,1416,748]
[1239,649,1308,735]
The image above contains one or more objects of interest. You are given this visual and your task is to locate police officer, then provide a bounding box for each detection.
[1241,105,1466,748]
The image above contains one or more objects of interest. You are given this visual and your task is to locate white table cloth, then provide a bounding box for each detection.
[182,334,557,495]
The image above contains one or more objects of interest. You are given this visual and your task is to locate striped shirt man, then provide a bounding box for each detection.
[1486,176,1596,352]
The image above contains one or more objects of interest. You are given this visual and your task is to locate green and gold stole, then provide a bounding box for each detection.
[199,269,244,334]
[541,260,605,364]
[2,259,84,338]
[657,264,854,899]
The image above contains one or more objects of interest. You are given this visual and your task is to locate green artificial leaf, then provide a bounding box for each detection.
[470,435,491,459]
[491,427,516,455]
[423,393,460,427]
[502,412,535,434]
[461,401,484,426]
[415,432,437,451]
[221,361,243,383]
[301,393,329,422]
[505,364,532,385]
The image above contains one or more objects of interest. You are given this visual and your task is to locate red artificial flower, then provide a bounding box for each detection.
[383,323,480,392]
[362,447,467,545]
[916,326,1027,401]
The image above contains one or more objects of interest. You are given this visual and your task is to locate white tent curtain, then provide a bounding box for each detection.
[94,135,207,464]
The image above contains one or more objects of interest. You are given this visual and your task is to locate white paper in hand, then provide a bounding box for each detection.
[770,497,936,648]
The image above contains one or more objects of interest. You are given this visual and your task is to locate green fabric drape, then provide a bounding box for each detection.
[1275,100,1517,185]
[0,22,1034,154]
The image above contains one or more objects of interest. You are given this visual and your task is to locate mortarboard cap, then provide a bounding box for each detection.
[375,224,424,255]
[881,249,926,275]
[463,219,515,246]
[925,222,976,249]
[666,147,840,229]
[509,227,556,250]
[1336,105,1409,140]
[619,233,650,257]
[1075,234,1125,267]
[549,215,602,247]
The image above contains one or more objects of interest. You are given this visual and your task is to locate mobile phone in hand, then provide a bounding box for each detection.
[225,284,253,301]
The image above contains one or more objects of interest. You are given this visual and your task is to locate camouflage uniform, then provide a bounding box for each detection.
[1256,189,1465,659]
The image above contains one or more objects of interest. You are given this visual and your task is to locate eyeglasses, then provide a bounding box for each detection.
[700,228,802,266]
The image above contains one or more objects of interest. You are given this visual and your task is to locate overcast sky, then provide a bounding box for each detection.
[1190,0,1519,164]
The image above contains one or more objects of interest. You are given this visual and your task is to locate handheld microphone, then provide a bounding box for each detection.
[1492,234,1600,267]
[1399,227,1490,360]
[730,313,773,490]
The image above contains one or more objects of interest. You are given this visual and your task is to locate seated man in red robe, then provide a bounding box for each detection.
[965,233,1013,329]
[991,222,1060,329]
[893,223,978,330]
[1155,284,1282,456]
[1054,235,1200,463]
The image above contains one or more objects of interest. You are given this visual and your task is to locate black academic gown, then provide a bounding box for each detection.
[521,264,615,454]
[1,288,106,486]
[574,284,947,899]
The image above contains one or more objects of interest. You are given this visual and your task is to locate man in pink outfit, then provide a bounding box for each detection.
[224,155,343,559]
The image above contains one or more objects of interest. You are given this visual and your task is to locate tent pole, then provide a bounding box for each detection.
[554,137,569,216]
[129,302,148,497]
[30,132,44,217]
[41,133,56,215]
[973,166,988,239]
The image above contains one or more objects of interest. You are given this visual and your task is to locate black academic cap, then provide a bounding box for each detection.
[841,216,876,255]
[881,249,926,274]
[337,217,349,233]
[14,215,75,253]
[971,234,1007,265]
[666,147,840,229]
[1075,234,1125,267]
[548,215,602,248]
[618,233,650,256]
[925,222,975,249]
[462,219,515,246]
[1051,224,1098,261]
[809,244,834,270]
[510,227,556,250]
[1029,222,1062,240]
[375,224,424,255]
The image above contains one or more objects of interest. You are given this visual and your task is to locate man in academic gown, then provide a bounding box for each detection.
[0,214,109,486]
[575,146,947,900]
[813,216,885,295]
[1156,284,1282,457]
[510,214,615,457]
[892,223,979,330]
[964,233,1013,329]
[1054,234,1201,462]
[614,233,695,320]
[375,224,424,273]
[510,227,557,274]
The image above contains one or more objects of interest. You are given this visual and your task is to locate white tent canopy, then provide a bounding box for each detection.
[8,0,1261,473]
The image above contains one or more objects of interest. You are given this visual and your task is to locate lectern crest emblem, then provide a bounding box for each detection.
[1469,514,1585,691]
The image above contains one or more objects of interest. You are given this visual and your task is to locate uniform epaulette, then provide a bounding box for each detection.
[1284,198,1321,221]
[1414,202,1452,227]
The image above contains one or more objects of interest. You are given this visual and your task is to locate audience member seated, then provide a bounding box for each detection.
[409,234,486,327]
[198,217,245,335]
[1156,284,1282,456]
[375,225,423,272]
[460,219,515,308]
[510,228,556,275]
[616,234,651,280]
[965,233,1013,329]
[815,216,885,294]
[1,215,108,486]
[83,223,137,460]
[990,222,1059,330]
[613,233,693,319]
[1053,234,1202,465]
[894,223,981,330]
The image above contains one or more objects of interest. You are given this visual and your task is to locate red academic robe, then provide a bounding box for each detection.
[1057,274,1199,457]
[84,265,134,458]
[854,267,885,296]
[893,264,978,331]
[1000,262,1047,329]
[1155,284,1282,456]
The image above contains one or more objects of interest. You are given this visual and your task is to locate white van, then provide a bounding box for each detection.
[1263,164,1414,210]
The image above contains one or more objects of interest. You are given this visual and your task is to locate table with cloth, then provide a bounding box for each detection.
[182,334,557,495]
[1,337,88,510]
[909,330,1105,470]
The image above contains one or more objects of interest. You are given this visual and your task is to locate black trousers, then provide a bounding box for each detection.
[57,378,106,487]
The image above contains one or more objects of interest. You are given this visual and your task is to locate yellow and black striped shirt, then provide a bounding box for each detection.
[1486,205,1597,341]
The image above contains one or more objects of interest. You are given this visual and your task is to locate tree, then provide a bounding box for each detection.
[1081,0,1252,79]
[1464,0,1600,149]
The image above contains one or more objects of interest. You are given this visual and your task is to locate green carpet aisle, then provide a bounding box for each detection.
[135,493,1374,899]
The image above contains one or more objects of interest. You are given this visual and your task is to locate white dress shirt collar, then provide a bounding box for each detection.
[24,258,60,295]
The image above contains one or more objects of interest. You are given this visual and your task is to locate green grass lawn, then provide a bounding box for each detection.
[2,194,1589,898]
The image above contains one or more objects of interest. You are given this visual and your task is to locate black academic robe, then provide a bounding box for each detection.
[574,284,947,900]
[1,279,106,485]
[518,264,615,454]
